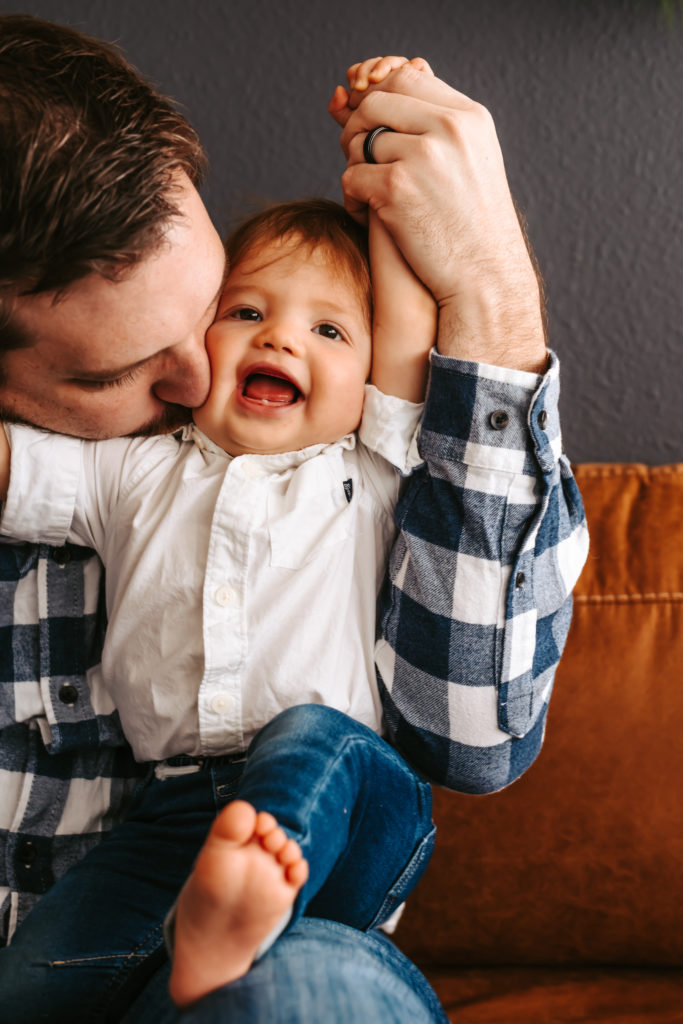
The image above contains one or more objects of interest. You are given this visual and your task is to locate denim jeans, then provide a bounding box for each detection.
[0,705,436,1023]
[123,918,449,1024]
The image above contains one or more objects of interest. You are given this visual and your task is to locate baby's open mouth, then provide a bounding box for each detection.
[242,372,301,405]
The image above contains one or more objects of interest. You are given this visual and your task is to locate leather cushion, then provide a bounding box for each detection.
[397,464,683,967]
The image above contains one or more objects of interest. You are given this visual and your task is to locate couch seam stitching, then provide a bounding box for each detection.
[575,592,683,604]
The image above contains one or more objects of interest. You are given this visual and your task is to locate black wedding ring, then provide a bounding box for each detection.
[363,125,394,164]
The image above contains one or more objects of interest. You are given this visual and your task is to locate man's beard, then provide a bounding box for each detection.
[0,400,192,440]
[132,403,192,437]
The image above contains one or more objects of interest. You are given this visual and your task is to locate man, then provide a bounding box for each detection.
[0,15,587,1022]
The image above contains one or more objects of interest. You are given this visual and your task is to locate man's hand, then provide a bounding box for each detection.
[329,62,547,372]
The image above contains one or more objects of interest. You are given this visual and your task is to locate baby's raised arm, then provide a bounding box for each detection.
[337,58,437,402]
[368,211,436,402]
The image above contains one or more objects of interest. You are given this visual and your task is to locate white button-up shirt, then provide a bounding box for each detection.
[2,387,422,762]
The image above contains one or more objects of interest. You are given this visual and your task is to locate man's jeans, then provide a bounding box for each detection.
[0,705,436,1023]
[124,918,449,1024]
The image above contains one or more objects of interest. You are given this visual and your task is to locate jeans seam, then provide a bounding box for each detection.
[365,823,437,930]
[82,920,165,1023]
[50,952,150,967]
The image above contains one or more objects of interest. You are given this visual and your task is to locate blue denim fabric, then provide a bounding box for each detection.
[239,705,435,931]
[123,918,448,1024]
[0,706,435,1023]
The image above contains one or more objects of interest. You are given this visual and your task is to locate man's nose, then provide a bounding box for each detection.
[152,338,212,408]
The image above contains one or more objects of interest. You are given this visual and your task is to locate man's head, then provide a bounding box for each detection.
[0,16,225,437]
[194,199,373,457]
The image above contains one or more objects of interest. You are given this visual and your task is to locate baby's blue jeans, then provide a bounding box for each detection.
[0,705,436,1023]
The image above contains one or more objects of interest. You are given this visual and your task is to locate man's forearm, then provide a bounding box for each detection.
[436,259,548,374]
[377,352,589,793]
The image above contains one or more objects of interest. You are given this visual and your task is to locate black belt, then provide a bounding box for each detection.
[163,751,248,768]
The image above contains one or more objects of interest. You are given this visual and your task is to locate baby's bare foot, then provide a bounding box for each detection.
[168,800,308,1008]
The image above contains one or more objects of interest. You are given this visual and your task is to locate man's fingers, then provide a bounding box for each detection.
[353,126,404,168]
[339,91,436,159]
[357,63,476,113]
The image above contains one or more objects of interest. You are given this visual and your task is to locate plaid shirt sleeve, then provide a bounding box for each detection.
[0,542,144,945]
[376,350,589,794]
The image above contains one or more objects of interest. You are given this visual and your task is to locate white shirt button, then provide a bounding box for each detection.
[214,586,235,607]
[209,693,233,715]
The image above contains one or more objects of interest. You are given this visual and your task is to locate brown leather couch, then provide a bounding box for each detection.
[395,464,683,1023]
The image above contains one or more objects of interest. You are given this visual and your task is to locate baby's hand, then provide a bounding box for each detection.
[347,55,432,93]
[328,56,432,124]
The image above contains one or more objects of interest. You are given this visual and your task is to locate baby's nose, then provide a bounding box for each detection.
[258,323,303,357]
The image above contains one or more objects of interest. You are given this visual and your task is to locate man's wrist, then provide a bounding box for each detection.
[436,266,547,375]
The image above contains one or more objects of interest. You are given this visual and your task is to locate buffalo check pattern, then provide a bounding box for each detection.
[376,351,588,793]
[0,350,587,944]
[0,543,144,943]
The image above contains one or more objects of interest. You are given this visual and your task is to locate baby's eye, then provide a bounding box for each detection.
[228,307,262,321]
[313,323,344,341]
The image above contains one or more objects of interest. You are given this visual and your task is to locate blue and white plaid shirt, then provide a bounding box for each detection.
[377,351,588,792]
[0,351,587,944]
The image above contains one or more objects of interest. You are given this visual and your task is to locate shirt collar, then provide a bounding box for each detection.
[181,423,356,468]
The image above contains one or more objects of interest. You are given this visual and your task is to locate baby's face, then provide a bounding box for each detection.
[194,237,371,457]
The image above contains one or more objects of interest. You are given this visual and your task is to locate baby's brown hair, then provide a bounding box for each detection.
[225,199,371,328]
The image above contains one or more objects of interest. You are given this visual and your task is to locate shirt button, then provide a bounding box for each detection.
[489,410,510,430]
[51,546,71,566]
[17,840,37,867]
[537,409,548,430]
[214,586,235,607]
[515,572,526,589]
[209,693,232,715]
[58,683,79,705]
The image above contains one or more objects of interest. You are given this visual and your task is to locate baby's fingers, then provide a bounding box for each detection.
[348,55,407,92]
[368,55,435,85]
[405,57,433,76]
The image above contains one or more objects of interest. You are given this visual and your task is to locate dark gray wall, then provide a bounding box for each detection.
[5,0,682,464]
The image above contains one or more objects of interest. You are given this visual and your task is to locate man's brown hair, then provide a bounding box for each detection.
[226,199,372,327]
[0,15,207,350]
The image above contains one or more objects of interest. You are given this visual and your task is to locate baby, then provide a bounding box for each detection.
[0,59,440,1017]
